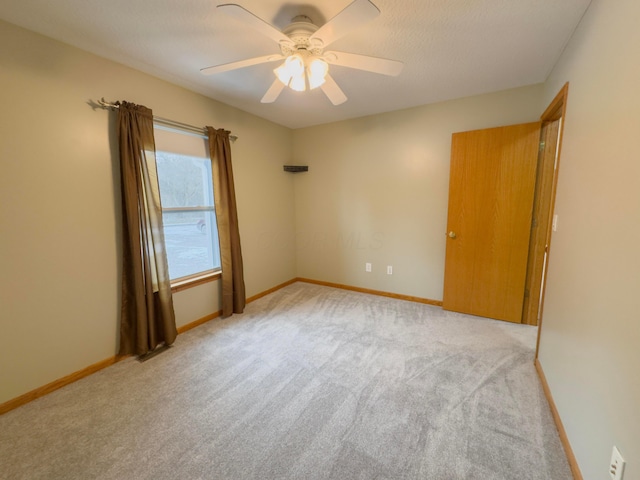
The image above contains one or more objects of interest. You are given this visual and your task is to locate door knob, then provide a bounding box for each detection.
[448,231,457,239]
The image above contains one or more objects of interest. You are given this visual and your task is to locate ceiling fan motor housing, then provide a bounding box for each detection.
[280,17,324,56]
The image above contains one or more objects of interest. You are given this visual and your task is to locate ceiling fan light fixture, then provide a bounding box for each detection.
[308,57,329,89]
[274,64,292,86]
[289,72,306,92]
[274,54,305,86]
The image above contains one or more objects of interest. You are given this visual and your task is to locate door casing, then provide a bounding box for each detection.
[532,84,569,349]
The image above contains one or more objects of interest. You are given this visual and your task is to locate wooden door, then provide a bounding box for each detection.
[443,122,541,323]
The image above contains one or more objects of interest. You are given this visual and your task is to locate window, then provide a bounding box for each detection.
[154,125,221,282]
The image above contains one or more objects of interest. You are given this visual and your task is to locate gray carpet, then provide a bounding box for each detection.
[0,282,572,479]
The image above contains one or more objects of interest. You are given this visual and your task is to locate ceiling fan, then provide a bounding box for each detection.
[200,0,403,105]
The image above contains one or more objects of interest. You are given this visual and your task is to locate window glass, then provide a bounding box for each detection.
[154,126,221,281]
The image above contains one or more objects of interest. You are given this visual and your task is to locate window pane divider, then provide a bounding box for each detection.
[162,206,214,212]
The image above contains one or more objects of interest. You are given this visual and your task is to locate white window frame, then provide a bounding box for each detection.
[153,123,222,290]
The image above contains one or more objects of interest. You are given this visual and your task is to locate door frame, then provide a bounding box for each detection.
[528,83,569,356]
[522,98,564,326]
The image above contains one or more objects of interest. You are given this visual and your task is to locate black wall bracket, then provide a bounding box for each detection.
[283,165,309,173]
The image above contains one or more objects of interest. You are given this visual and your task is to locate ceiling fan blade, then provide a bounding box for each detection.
[324,51,403,76]
[200,54,284,75]
[217,4,293,46]
[261,79,286,103]
[320,74,347,105]
[309,0,380,48]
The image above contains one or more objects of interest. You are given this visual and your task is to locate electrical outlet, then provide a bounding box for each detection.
[609,446,625,480]
[365,263,372,272]
[387,265,393,275]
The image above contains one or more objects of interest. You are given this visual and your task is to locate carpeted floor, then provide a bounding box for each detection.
[0,282,572,479]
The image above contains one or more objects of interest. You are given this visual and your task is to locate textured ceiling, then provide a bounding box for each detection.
[0,0,591,128]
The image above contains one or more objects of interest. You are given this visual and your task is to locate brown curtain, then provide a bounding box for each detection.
[118,102,177,355]
[207,127,246,317]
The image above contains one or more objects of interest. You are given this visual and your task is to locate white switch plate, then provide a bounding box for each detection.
[365,263,372,272]
[387,266,393,275]
[609,445,625,480]
[552,214,558,232]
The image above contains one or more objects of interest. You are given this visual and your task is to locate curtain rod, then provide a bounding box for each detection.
[97,98,238,142]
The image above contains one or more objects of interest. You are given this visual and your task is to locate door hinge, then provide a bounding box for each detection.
[539,141,545,152]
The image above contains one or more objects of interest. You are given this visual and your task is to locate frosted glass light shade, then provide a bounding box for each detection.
[274,54,305,86]
[308,58,328,89]
[289,73,306,92]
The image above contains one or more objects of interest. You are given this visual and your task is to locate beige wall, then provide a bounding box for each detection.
[0,20,295,404]
[291,85,543,301]
[538,0,640,478]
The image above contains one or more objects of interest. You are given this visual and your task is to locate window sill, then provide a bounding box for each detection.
[171,270,221,293]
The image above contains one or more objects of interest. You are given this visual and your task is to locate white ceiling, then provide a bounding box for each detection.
[0,0,591,129]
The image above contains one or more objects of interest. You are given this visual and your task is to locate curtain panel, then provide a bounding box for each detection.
[117,102,177,355]
[207,127,246,317]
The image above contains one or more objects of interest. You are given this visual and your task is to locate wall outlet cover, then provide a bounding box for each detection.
[609,445,625,480]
